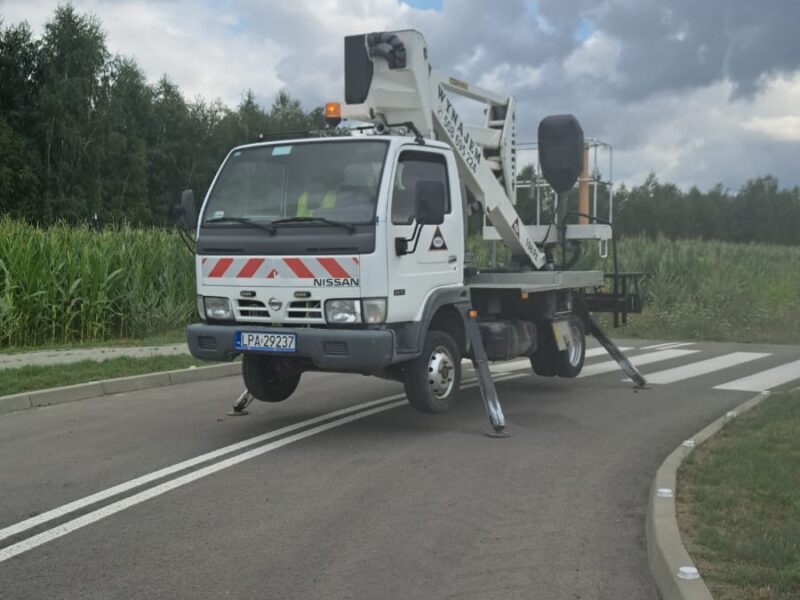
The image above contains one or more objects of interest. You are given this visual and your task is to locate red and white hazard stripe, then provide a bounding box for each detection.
[200,256,359,280]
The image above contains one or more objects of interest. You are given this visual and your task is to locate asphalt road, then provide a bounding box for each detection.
[1,338,799,599]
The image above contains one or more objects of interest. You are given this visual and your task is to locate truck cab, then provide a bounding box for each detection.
[188,135,472,410]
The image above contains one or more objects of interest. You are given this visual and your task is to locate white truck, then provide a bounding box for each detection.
[182,30,645,435]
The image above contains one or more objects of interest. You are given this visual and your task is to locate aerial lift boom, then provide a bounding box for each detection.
[341,30,547,269]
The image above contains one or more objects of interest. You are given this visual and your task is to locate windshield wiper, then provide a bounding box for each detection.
[204,216,276,235]
[270,216,357,234]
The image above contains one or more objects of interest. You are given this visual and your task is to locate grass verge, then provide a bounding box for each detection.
[677,390,800,599]
[0,329,186,355]
[0,354,209,397]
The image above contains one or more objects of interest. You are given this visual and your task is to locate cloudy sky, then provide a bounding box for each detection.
[3,0,799,190]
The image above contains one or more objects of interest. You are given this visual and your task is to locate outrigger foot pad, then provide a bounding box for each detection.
[485,427,510,439]
[228,389,254,416]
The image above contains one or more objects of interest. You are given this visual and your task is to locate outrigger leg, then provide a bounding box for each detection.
[575,294,647,388]
[462,308,509,438]
[228,389,254,416]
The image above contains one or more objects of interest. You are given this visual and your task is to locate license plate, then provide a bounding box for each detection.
[236,331,296,352]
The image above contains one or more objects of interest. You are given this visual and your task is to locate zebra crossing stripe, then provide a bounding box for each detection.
[625,352,770,384]
[578,348,700,378]
[714,359,800,392]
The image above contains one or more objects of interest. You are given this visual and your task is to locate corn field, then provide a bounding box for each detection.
[1,219,798,349]
[0,218,195,348]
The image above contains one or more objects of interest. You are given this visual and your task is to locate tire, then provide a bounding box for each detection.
[530,315,586,378]
[403,330,461,414]
[555,315,586,378]
[530,325,559,377]
[242,354,301,403]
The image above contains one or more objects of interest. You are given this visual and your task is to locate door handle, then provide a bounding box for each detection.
[448,255,457,264]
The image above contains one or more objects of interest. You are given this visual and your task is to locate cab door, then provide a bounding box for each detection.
[387,147,464,323]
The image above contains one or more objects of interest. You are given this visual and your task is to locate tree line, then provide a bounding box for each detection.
[0,5,324,226]
[511,172,800,246]
[1,4,799,245]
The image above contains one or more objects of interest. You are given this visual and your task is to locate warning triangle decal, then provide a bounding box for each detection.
[429,226,448,251]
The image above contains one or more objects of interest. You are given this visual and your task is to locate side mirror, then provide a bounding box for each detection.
[414,180,446,225]
[537,114,584,194]
[175,189,197,231]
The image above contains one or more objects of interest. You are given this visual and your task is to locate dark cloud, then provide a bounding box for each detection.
[590,0,800,100]
[11,0,795,189]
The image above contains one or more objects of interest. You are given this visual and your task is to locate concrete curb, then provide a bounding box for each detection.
[0,362,241,415]
[646,390,771,600]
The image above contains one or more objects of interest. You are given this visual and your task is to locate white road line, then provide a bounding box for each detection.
[487,358,529,373]
[578,348,700,378]
[481,347,634,376]
[714,359,800,392]
[639,341,695,350]
[0,394,407,543]
[0,400,407,563]
[586,346,633,358]
[624,352,770,385]
[0,373,528,563]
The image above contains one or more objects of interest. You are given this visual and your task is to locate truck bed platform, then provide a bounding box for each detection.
[465,270,604,292]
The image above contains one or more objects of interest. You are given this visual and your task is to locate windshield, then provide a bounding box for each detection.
[203,140,388,226]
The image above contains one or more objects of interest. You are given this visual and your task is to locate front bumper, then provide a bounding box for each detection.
[186,323,396,372]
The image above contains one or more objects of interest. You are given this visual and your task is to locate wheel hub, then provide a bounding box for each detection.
[428,345,455,399]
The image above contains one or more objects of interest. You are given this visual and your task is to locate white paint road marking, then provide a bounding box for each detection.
[578,348,700,378]
[0,400,406,564]
[639,341,695,351]
[624,352,771,385]
[585,346,634,358]
[0,373,523,561]
[481,347,634,376]
[0,394,408,544]
[714,359,800,392]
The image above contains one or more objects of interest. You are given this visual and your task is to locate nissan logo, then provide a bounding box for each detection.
[268,298,283,311]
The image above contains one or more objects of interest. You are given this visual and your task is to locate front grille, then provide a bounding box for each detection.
[198,336,218,350]
[236,299,270,319]
[287,300,323,321]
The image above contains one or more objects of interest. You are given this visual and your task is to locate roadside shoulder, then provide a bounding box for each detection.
[0,362,240,415]
[645,391,770,600]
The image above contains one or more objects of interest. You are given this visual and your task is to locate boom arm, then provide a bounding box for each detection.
[341,30,546,269]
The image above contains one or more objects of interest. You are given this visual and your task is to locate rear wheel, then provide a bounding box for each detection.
[242,354,301,402]
[530,315,586,378]
[556,315,586,378]
[403,330,461,414]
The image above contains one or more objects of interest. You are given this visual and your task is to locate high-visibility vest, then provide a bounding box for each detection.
[296,191,336,217]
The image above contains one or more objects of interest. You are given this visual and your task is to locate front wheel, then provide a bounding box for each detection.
[242,354,301,402]
[403,330,461,414]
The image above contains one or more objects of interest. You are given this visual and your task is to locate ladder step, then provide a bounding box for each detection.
[488,120,504,128]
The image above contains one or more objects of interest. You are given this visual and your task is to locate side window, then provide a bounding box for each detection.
[391,151,450,225]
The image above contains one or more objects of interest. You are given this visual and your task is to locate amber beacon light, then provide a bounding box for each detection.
[324,102,342,127]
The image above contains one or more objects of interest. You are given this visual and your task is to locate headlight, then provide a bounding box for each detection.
[325,299,361,324]
[362,298,387,324]
[204,296,233,320]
